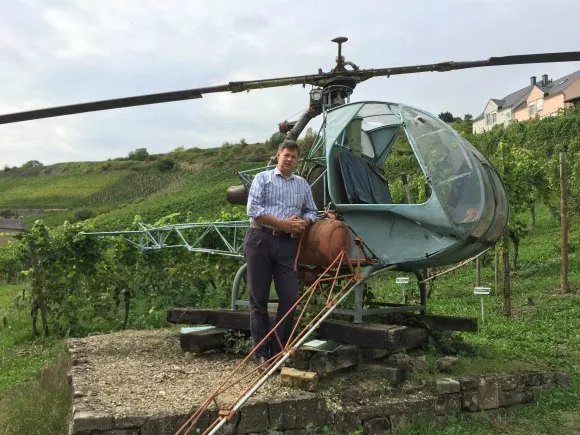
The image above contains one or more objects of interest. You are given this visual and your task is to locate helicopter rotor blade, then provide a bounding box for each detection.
[355,51,580,81]
[1,51,579,125]
[0,77,323,125]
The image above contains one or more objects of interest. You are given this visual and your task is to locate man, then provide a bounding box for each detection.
[245,139,318,369]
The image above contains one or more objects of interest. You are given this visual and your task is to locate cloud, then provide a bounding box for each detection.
[0,0,579,167]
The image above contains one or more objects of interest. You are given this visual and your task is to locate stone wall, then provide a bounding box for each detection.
[69,370,569,434]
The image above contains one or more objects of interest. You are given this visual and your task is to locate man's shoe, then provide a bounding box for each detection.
[256,356,270,374]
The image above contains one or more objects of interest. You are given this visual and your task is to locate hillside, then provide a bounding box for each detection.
[0,136,288,230]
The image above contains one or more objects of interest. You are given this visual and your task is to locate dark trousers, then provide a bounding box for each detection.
[244,228,298,358]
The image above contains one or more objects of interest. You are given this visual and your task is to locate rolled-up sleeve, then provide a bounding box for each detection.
[301,178,318,223]
[247,172,267,220]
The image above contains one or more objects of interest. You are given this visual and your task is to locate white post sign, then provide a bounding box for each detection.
[474,286,491,326]
[396,277,410,303]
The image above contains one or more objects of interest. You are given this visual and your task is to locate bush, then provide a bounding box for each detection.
[155,158,176,172]
[72,209,96,222]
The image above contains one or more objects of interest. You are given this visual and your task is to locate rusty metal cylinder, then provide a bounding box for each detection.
[226,185,248,205]
[298,219,351,267]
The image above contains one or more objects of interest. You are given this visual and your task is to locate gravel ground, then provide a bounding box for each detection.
[69,328,314,417]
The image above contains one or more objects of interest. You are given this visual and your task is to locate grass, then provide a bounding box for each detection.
[386,207,580,434]
[0,204,579,433]
[0,283,69,434]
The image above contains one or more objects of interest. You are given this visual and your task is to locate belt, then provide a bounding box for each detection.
[251,225,293,238]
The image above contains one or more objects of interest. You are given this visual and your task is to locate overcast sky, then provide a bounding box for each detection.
[1,0,579,167]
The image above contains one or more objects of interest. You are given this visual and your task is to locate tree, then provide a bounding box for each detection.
[128,148,149,161]
[22,160,43,168]
[463,114,473,121]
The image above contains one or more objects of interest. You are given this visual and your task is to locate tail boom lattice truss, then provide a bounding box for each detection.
[84,220,250,257]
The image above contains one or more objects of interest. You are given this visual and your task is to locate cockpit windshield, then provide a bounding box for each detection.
[400,106,483,227]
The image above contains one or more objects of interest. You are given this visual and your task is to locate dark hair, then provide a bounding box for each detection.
[278,139,300,156]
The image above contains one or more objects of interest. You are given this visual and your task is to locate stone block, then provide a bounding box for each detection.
[358,363,407,386]
[291,349,313,371]
[381,395,435,418]
[282,429,308,435]
[497,373,523,391]
[499,387,535,407]
[459,376,478,392]
[332,410,361,434]
[478,377,500,410]
[462,390,480,412]
[551,371,570,386]
[71,411,114,433]
[268,396,327,430]
[114,414,147,429]
[101,430,140,435]
[362,416,391,434]
[360,348,388,361]
[280,367,319,392]
[140,412,192,435]
[389,413,410,432]
[523,371,543,386]
[236,402,268,433]
[387,352,412,368]
[435,356,459,373]
[409,355,429,373]
[434,393,461,416]
[436,378,460,395]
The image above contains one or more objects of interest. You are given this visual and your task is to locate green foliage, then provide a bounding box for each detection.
[223,330,252,355]
[127,147,149,161]
[438,111,461,123]
[155,157,176,172]
[0,173,126,208]
[21,160,43,169]
[71,208,95,222]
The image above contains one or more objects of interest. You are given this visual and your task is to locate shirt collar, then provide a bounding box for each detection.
[274,166,295,180]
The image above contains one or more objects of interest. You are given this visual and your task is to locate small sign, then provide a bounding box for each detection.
[303,339,327,348]
[474,287,491,296]
[396,277,410,284]
[180,325,215,334]
[301,340,341,353]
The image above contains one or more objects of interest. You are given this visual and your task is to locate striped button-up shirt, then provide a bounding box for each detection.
[247,167,318,225]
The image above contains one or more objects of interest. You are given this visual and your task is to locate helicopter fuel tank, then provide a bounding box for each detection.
[298,218,351,267]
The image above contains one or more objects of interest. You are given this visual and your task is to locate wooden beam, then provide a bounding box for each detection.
[168,308,429,350]
[180,327,227,353]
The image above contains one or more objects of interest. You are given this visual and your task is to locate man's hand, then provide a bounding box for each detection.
[288,215,308,234]
[324,211,337,220]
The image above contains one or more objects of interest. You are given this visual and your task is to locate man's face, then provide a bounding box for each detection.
[276,147,299,175]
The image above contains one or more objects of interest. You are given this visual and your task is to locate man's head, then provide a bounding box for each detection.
[276,140,300,177]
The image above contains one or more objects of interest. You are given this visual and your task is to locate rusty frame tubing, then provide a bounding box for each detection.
[206,263,380,435]
[194,256,362,435]
[288,251,357,346]
[418,248,490,284]
[200,275,358,435]
[176,251,352,435]
[214,258,359,431]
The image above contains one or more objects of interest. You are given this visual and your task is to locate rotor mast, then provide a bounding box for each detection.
[280,37,358,141]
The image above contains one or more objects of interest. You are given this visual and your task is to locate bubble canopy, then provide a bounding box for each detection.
[324,102,508,269]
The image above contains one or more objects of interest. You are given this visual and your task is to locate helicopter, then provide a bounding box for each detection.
[4,37,580,435]
[2,37,580,311]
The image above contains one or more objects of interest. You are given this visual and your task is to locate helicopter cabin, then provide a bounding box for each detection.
[324,102,508,269]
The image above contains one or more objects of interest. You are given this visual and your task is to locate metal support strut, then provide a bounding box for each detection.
[174,249,383,435]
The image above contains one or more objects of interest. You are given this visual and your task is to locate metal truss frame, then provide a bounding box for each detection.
[84,220,250,257]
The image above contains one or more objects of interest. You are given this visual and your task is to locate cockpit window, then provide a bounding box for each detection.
[401,106,483,226]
